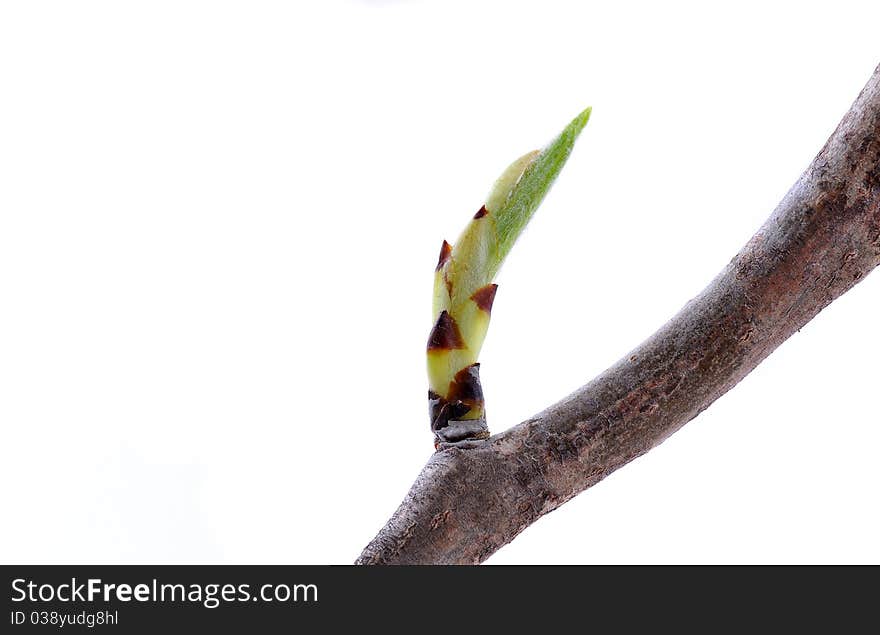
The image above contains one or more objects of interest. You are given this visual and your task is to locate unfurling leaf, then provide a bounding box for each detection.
[427,107,591,445]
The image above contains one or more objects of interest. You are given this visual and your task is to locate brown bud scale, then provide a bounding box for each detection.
[427,310,465,351]
[436,240,452,271]
[470,283,498,313]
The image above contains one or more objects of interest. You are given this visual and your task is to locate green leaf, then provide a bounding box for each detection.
[486,106,591,279]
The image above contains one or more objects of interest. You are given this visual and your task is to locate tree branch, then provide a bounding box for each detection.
[357,64,880,565]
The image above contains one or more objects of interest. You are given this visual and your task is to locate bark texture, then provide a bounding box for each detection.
[357,65,880,565]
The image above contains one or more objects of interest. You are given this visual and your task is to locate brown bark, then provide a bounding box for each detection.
[357,64,880,565]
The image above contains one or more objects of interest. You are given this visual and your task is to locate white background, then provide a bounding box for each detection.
[1,1,878,565]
